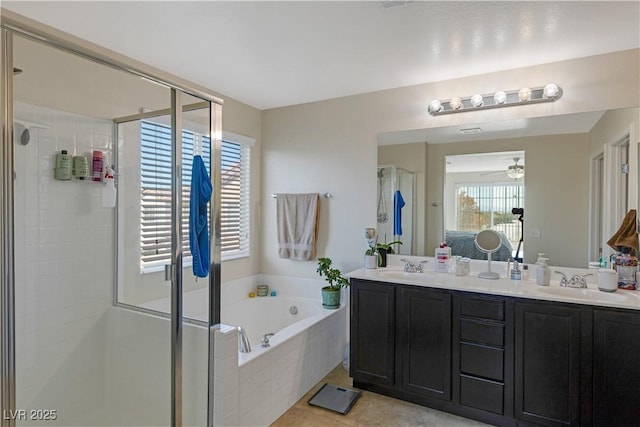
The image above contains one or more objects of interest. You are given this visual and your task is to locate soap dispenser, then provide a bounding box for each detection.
[536,256,551,286]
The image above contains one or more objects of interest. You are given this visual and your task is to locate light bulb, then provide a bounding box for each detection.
[543,83,559,98]
[518,87,532,101]
[429,99,443,113]
[470,94,484,107]
[493,91,507,104]
[449,97,463,110]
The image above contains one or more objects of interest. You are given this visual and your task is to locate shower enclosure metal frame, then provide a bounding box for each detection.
[0,9,222,427]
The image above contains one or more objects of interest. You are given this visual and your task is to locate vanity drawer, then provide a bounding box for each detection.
[460,374,504,415]
[460,296,504,321]
[460,343,504,381]
[460,318,504,347]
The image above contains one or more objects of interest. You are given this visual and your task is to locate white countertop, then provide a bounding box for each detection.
[348,258,640,311]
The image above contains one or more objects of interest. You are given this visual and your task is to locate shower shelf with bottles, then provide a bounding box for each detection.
[377,165,415,255]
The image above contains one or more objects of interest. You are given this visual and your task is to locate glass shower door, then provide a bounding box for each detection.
[8,32,174,426]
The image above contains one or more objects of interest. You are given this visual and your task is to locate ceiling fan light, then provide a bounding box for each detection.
[507,168,524,179]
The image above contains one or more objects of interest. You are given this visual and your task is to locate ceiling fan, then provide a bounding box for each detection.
[506,157,525,179]
[482,157,525,180]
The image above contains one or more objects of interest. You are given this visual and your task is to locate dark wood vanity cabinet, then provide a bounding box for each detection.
[514,300,590,426]
[350,278,640,427]
[350,279,453,410]
[593,308,640,426]
[453,294,513,422]
[349,279,396,386]
[397,286,451,401]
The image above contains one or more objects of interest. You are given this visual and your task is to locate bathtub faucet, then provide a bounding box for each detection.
[260,333,275,348]
[237,326,251,353]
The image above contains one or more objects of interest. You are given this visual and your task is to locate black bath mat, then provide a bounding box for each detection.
[307,383,361,415]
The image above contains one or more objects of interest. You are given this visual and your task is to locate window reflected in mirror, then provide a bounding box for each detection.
[445,151,525,262]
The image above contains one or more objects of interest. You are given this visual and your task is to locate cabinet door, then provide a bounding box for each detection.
[593,309,640,426]
[350,279,396,385]
[515,301,582,426]
[398,286,452,401]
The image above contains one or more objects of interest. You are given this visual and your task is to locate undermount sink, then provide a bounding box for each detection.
[537,286,591,297]
[377,270,436,280]
[536,286,629,302]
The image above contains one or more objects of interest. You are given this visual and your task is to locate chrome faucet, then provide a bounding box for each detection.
[569,273,592,288]
[401,259,427,273]
[237,326,251,353]
[555,271,592,288]
[555,271,570,287]
[260,333,275,348]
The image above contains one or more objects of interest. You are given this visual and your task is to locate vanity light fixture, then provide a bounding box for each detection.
[428,83,563,116]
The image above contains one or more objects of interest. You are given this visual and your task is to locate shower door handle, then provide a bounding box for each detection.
[164,264,173,281]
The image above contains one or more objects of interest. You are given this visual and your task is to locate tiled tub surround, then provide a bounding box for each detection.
[111,275,347,426]
[13,102,115,425]
[351,255,640,310]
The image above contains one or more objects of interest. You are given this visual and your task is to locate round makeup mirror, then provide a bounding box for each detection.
[475,229,502,280]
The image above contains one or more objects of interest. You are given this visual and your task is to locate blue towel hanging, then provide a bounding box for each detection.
[189,155,212,278]
[394,190,405,236]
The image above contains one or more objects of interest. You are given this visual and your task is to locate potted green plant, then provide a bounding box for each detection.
[375,240,402,267]
[316,257,349,309]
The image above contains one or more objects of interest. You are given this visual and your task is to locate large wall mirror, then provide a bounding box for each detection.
[378,107,640,268]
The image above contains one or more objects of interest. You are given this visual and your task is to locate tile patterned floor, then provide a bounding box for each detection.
[271,365,494,427]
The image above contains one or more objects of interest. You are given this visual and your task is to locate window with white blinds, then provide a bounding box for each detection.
[455,182,523,245]
[140,120,250,272]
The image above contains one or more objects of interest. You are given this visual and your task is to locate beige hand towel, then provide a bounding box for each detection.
[276,193,320,261]
[607,209,638,251]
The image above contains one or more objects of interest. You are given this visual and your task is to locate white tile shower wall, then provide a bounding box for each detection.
[13,102,114,425]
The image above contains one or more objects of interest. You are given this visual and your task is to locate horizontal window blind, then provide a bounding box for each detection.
[455,182,523,244]
[140,120,250,271]
[221,141,250,258]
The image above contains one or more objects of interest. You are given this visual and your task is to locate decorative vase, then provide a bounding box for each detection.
[377,248,388,267]
[364,254,378,269]
[321,287,341,309]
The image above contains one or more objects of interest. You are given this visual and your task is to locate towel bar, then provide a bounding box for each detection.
[272,193,331,198]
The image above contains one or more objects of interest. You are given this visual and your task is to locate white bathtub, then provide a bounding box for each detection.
[222,296,331,363]
[141,285,337,358]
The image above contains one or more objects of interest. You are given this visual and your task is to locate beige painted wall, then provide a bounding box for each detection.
[263,50,638,276]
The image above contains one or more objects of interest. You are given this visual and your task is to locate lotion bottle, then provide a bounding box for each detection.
[92,150,103,182]
[536,257,551,286]
[54,150,72,180]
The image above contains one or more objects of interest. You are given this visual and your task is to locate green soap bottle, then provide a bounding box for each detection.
[54,150,72,180]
